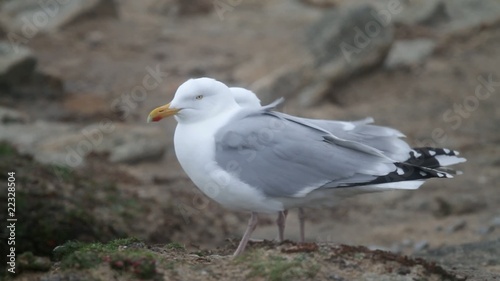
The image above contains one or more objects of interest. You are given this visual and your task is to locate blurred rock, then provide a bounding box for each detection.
[394,0,500,33]
[300,0,338,8]
[109,137,166,164]
[477,225,494,235]
[61,94,111,121]
[251,62,313,104]
[0,41,36,85]
[490,216,500,227]
[394,0,448,26]
[147,0,212,17]
[85,30,104,48]
[0,41,65,99]
[0,121,167,166]
[244,3,399,107]
[445,219,467,233]
[444,0,500,32]
[301,4,394,106]
[0,0,117,35]
[14,70,65,99]
[413,240,429,252]
[432,195,485,217]
[384,39,436,69]
[0,23,5,38]
[417,238,500,279]
[0,106,28,124]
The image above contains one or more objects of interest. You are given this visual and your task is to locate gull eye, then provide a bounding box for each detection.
[195,95,203,100]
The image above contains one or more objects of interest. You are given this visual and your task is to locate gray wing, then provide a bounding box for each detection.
[214,110,399,198]
[284,116,412,162]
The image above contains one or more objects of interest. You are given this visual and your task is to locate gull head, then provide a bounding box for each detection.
[147,77,238,124]
[230,87,261,108]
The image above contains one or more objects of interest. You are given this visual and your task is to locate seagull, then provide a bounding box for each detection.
[229,87,409,243]
[147,77,466,256]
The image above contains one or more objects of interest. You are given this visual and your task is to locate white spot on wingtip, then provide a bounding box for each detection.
[453,150,460,155]
[413,151,422,158]
[429,150,436,156]
[419,171,427,177]
[396,167,404,175]
[443,148,450,154]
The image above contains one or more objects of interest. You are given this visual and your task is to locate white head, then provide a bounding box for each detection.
[147,78,239,124]
[230,87,261,108]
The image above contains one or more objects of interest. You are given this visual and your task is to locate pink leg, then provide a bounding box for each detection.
[233,212,258,256]
[298,207,306,243]
[276,209,289,242]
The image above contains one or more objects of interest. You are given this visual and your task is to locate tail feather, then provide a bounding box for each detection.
[406,147,466,169]
[335,147,466,190]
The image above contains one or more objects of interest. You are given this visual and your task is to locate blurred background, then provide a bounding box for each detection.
[0,0,499,278]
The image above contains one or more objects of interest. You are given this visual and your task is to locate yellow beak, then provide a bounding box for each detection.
[147,103,180,122]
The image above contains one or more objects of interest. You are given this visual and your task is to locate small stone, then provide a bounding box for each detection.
[367,245,391,252]
[477,225,494,235]
[413,240,429,252]
[490,216,500,227]
[0,106,28,124]
[0,41,36,85]
[396,266,411,275]
[0,0,117,34]
[85,31,104,47]
[446,220,467,233]
[401,239,413,247]
[384,39,436,69]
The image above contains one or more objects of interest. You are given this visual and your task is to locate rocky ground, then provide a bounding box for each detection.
[1,0,499,280]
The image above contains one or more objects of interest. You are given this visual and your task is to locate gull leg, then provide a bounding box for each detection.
[233,212,258,256]
[298,207,306,243]
[276,209,289,242]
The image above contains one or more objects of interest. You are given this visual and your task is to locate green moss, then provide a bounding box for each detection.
[51,165,75,182]
[0,142,15,156]
[54,238,160,279]
[54,238,142,261]
[60,250,101,269]
[18,252,51,272]
[165,242,185,251]
[110,252,158,279]
[237,250,319,281]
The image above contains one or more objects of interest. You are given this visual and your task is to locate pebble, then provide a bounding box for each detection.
[400,239,413,247]
[490,216,500,227]
[477,225,494,235]
[446,220,467,233]
[86,31,104,47]
[413,240,429,252]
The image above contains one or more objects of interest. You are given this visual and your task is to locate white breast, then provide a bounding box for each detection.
[173,111,284,213]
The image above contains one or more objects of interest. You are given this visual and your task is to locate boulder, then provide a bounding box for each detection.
[300,4,394,106]
[384,39,437,69]
[0,106,29,124]
[0,40,65,99]
[0,41,36,86]
[0,0,117,36]
[0,121,167,167]
[394,0,500,33]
